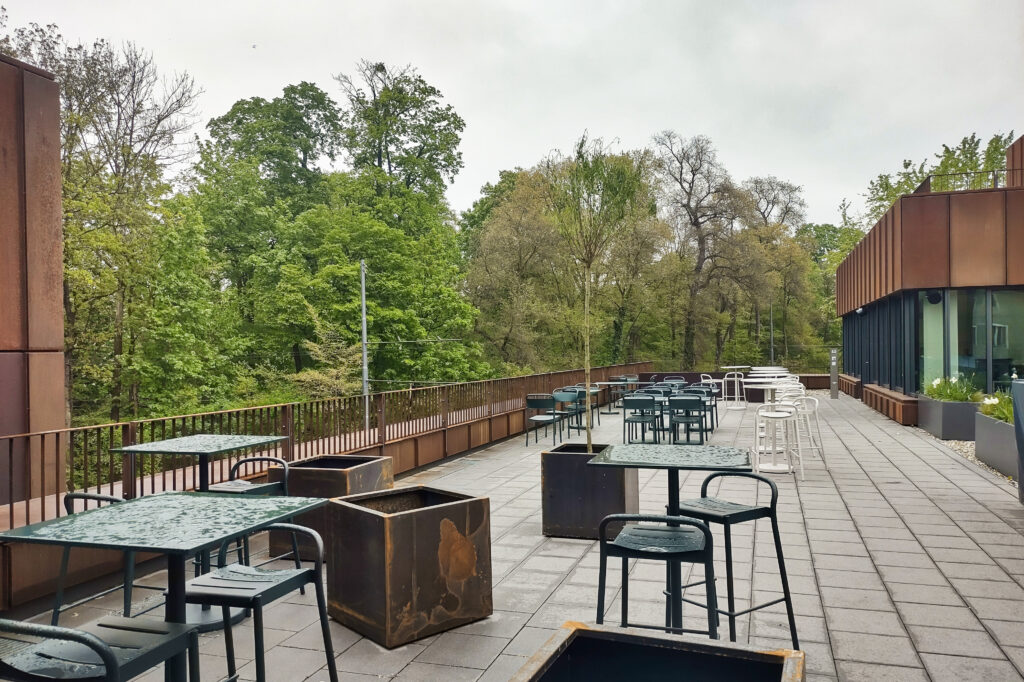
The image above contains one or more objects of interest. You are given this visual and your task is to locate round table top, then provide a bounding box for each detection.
[720,365,751,369]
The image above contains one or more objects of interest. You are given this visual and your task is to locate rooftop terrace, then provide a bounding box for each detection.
[21,393,1024,681]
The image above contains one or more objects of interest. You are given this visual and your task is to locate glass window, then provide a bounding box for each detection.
[917,290,945,390]
[949,289,987,393]
[992,290,1024,392]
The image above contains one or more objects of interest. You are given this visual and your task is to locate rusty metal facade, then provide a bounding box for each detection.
[0,54,66,508]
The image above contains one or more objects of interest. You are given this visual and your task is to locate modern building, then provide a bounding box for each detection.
[836,134,1024,424]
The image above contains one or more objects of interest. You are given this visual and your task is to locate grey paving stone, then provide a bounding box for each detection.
[235,644,336,681]
[830,631,921,667]
[478,654,529,682]
[950,577,1024,599]
[869,551,936,568]
[920,653,1024,682]
[907,625,1005,659]
[894,602,985,630]
[416,632,509,670]
[964,595,1024,621]
[887,582,964,606]
[456,610,531,639]
[825,607,906,636]
[503,626,558,657]
[394,662,481,681]
[819,586,892,611]
[815,568,884,590]
[835,660,929,681]
[335,639,427,676]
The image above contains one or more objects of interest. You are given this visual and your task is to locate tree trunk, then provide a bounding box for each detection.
[110,292,124,423]
[63,280,74,427]
[584,264,593,454]
[292,342,303,373]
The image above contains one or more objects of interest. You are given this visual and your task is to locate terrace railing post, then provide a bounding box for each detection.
[282,405,295,462]
[441,385,449,429]
[378,393,387,446]
[120,422,138,500]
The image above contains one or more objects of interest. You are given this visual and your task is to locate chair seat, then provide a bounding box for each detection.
[184,563,312,608]
[609,524,705,556]
[208,479,284,496]
[528,415,560,424]
[0,617,194,681]
[624,414,657,423]
[675,497,768,524]
[669,413,703,424]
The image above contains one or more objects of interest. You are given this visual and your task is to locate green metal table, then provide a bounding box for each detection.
[111,434,288,493]
[0,492,325,682]
[588,444,751,632]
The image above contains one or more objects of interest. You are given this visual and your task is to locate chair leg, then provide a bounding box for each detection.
[187,630,200,682]
[771,515,799,650]
[253,599,266,682]
[291,531,306,595]
[620,557,629,627]
[123,551,136,617]
[314,575,339,682]
[222,605,237,679]
[596,549,607,624]
[704,551,719,640]
[724,525,736,641]
[52,547,71,625]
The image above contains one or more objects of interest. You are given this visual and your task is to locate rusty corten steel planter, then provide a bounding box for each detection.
[511,624,805,681]
[327,485,492,648]
[268,454,393,560]
[541,443,637,540]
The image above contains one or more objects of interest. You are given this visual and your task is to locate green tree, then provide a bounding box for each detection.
[336,60,466,199]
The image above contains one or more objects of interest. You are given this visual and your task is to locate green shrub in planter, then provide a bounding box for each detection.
[923,374,983,403]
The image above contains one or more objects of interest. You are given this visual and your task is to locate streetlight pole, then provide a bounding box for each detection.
[769,299,775,365]
[360,260,369,433]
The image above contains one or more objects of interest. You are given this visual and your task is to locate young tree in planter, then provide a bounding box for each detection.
[545,135,653,452]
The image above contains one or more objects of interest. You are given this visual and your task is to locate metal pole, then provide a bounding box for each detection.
[830,348,839,400]
[769,300,775,365]
[361,260,370,433]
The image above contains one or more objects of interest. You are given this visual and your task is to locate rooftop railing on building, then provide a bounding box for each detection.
[914,169,1008,194]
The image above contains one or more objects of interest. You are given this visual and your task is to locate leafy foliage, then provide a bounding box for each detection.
[980,392,1013,424]
[923,375,983,403]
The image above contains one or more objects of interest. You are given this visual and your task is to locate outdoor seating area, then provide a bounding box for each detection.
[1,389,1022,680]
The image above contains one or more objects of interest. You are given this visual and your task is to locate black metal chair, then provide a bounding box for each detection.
[0,616,199,681]
[572,384,600,427]
[184,523,337,682]
[681,387,715,432]
[596,514,718,638]
[208,456,302,572]
[526,394,562,445]
[622,395,659,443]
[668,395,705,444]
[52,493,164,625]
[674,472,799,649]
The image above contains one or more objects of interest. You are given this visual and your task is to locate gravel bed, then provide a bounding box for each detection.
[917,427,1017,488]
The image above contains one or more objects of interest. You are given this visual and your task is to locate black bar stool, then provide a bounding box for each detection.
[674,472,799,649]
[595,514,719,638]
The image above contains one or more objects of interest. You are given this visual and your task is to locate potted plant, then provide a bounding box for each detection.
[917,374,982,440]
[327,485,492,648]
[541,443,637,539]
[975,392,1016,478]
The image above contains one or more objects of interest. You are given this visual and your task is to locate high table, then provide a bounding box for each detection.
[0,492,325,682]
[588,444,752,631]
[111,434,290,631]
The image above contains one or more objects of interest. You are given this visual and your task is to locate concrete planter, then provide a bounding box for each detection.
[268,454,393,560]
[975,413,1018,478]
[511,624,804,681]
[917,395,979,441]
[541,443,637,540]
[327,485,492,648]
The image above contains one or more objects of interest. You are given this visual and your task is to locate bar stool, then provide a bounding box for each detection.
[793,396,825,468]
[675,472,799,649]
[723,371,747,409]
[754,404,804,480]
[596,513,719,638]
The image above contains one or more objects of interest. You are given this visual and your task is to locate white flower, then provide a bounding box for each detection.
[950,376,958,383]
[1014,373,1019,380]
[931,378,941,387]
[984,397,999,405]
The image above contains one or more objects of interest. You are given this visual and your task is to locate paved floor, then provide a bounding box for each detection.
[38,393,1024,681]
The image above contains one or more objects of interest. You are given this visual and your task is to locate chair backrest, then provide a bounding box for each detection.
[63,492,124,516]
[229,456,290,491]
[700,373,713,382]
[552,389,578,404]
[682,387,709,396]
[794,396,818,414]
[0,618,119,681]
[623,395,656,410]
[526,394,556,410]
[663,376,684,381]
[609,375,626,382]
[668,395,702,410]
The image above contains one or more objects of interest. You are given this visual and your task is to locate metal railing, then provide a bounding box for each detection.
[914,169,1007,194]
[0,361,652,531]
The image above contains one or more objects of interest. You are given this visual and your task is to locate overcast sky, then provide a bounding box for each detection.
[4,0,1023,224]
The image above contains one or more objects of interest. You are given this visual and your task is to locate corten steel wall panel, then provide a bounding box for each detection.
[23,73,63,351]
[901,194,950,289]
[0,353,28,504]
[1007,190,1024,285]
[949,191,1006,287]
[446,425,469,456]
[0,61,26,351]
[893,200,903,290]
[415,432,444,467]
[1008,135,1024,188]
[28,352,66,496]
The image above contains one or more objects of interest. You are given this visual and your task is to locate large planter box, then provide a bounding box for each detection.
[327,485,492,648]
[917,395,979,440]
[975,413,1018,478]
[512,624,804,681]
[269,454,393,559]
[541,443,637,540]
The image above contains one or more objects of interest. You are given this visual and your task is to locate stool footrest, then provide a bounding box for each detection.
[618,620,716,637]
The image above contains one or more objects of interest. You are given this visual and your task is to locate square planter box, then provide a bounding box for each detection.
[917,395,979,441]
[541,443,637,540]
[975,412,1018,478]
[511,624,804,681]
[268,454,394,560]
[328,485,492,648]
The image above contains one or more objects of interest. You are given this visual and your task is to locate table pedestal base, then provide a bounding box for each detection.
[756,462,792,474]
[186,603,247,633]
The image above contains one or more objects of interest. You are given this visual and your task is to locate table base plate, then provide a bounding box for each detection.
[186,603,248,633]
[756,462,792,474]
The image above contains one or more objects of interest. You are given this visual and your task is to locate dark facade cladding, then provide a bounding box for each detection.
[837,135,1024,416]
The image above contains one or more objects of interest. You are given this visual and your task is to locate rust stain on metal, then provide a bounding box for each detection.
[759,649,805,681]
[439,518,477,581]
